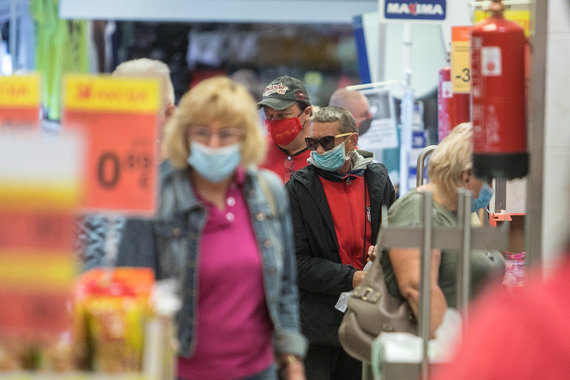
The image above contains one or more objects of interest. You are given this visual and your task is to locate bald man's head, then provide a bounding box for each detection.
[329,89,372,135]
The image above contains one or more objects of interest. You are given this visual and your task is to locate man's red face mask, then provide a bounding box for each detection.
[265,111,304,146]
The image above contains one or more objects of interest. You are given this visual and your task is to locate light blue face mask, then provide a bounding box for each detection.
[472,182,494,212]
[187,141,241,183]
[308,141,350,172]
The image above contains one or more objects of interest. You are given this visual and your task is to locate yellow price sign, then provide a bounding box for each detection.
[64,75,160,113]
[0,74,40,107]
[451,26,472,94]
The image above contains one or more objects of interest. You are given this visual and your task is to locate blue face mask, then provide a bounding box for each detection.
[472,182,494,212]
[187,141,240,183]
[308,141,350,172]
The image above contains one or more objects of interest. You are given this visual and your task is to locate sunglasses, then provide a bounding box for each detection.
[305,133,354,151]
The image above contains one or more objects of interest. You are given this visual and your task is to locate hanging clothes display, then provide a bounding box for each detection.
[30,0,89,120]
[0,0,36,72]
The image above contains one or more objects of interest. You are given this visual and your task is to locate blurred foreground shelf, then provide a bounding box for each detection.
[0,373,152,380]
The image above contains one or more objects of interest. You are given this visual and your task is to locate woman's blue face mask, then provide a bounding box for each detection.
[472,182,494,212]
[187,141,240,183]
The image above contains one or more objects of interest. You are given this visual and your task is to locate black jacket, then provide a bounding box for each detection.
[286,159,396,346]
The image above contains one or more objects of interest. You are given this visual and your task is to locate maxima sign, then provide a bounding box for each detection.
[380,0,447,22]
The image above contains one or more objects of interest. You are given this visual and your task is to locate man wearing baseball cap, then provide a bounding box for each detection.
[258,75,313,183]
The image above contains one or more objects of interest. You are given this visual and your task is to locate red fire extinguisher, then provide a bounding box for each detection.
[438,66,471,142]
[470,0,528,179]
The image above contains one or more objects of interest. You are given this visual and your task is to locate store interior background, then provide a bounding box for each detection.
[1,0,569,269]
[107,21,363,106]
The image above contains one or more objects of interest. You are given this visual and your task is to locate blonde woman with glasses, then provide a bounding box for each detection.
[117,77,306,380]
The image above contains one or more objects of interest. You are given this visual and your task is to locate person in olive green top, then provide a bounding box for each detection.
[368,122,505,336]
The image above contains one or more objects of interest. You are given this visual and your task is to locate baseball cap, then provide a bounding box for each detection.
[257,75,311,110]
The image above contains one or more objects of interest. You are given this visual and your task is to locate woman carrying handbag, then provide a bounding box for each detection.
[339,123,505,363]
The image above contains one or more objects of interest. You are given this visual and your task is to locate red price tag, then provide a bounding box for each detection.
[0,211,76,339]
[63,75,161,215]
[65,111,158,214]
[0,75,41,131]
[0,211,75,251]
[0,291,72,339]
[0,107,40,130]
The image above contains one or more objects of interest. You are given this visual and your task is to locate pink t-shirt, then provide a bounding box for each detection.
[177,169,274,380]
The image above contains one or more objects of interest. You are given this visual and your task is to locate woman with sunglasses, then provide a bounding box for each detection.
[286,106,396,379]
[117,77,306,380]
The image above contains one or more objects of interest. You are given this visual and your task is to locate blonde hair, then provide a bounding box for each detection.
[163,76,267,169]
[112,58,175,110]
[428,123,473,208]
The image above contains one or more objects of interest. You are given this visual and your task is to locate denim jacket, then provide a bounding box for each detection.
[117,166,307,359]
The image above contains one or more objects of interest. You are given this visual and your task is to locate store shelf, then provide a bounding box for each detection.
[0,373,151,380]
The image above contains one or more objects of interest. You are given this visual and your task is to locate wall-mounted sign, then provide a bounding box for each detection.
[380,0,447,22]
[451,26,472,94]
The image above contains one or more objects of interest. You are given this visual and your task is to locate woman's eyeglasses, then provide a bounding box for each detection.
[188,126,243,146]
[304,133,354,151]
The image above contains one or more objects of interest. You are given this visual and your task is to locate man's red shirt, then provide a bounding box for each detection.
[260,135,310,184]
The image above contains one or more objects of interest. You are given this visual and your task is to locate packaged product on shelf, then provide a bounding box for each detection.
[502,251,525,289]
[37,333,75,372]
[0,267,176,377]
[0,333,75,373]
[74,267,155,373]
[0,340,26,371]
